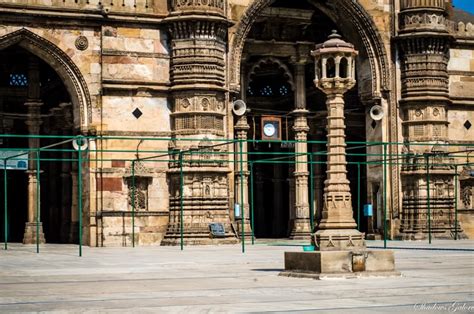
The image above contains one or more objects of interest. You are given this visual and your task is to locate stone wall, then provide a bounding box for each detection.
[1,0,473,245]
[448,24,474,239]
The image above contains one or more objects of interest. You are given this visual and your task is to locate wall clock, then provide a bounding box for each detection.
[261,116,281,141]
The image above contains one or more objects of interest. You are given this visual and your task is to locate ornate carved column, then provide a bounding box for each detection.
[397,0,464,239]
[23,56,45,244]
[282,32,398,275]
[290,58,312,239]
[162,0,237,245]
[234,115,252,238]
[312,31,364,250]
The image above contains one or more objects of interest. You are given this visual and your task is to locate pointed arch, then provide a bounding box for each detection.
[0,28,92,129]
[228,0,391,100]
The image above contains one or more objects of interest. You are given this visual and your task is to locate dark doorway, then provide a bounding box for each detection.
[0,45,74,243]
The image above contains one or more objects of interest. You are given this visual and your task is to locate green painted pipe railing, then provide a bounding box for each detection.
[1,134,473,254]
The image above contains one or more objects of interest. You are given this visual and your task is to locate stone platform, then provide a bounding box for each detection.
[0,241,472,312]
[280,250,400,279]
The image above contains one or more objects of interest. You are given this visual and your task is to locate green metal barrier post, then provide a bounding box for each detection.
[249,162,255,245]
[425,154,431,244]
[454,165,458,240]
[239,140,245,253]
[78,138,83,257]
[131,160,136,248]
[3,159,7,250]
[36,150,40,254]
[357,162,361,231]
[383,144,387,249]
[309,153,315,232]
[179,152,184,251]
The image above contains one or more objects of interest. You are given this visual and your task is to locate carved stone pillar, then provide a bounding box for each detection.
[23,56,45,245]
[235,115,252,238]
[312,32,364,250]
[162,0,237,245]
[397,0,464,239]
[289,59,312,239]
[290,110,311,239]
[282,32,398,276]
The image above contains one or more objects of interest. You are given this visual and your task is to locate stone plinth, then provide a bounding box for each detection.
[23,222,45,244]
[314,228,365,251]
[280,250,400,279]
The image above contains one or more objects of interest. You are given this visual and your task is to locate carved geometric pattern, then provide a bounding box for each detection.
[462,185,472,208]
[128,178,149,211]
[74,35,88,51]
[132,108,143,119]
[9,73,28,86]
[171,0,225,14]
[464,120,472,130]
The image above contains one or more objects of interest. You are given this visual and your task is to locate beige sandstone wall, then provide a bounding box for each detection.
[95,25,172,246]
[448,29,474,238]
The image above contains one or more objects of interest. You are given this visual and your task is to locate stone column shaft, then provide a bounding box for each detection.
[23,55,45,244]
[313,92,364,250]
[290,61,312,239]
[319,94,354,229]
[290,110,311,239]
[235,115,252,237]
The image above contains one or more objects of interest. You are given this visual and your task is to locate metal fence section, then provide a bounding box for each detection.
[0,134,472,256]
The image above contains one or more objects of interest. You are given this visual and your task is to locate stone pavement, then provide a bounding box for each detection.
[0,240,473,313]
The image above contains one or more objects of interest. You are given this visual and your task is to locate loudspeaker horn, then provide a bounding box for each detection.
[369,105,384,121]
[232,99,247,116]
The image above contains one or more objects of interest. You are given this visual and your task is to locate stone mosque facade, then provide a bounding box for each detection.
[0,0,473,246]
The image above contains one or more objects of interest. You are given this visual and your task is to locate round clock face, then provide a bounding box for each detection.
[263,123,276,137]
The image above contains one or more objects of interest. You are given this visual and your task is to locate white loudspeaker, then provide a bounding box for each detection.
[369,105,384,121]
[232,100,247,116]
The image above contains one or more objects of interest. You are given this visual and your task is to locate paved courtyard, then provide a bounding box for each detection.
[0,240,473,313]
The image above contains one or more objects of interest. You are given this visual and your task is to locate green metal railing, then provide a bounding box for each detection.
[0,134,472,256]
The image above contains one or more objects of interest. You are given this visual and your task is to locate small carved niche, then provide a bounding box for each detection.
[127,177,152,211]
[124,161,153,211]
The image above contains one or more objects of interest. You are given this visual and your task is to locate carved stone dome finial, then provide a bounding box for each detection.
[316,30,355,50]
[328,29,340,39]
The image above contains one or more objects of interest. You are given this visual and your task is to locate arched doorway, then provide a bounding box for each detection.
[236,0,387,238]
[0,41,80,244]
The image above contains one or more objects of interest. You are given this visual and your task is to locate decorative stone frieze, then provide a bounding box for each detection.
[400,0,446,10]
[170,0,226,16]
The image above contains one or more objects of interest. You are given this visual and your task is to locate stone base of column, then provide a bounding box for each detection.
[289,218,312,240]
[69,221,79,243]
[314,229,365,251]
[280,249,400,279]
[236,219,254,240]
[23,222,46,244]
